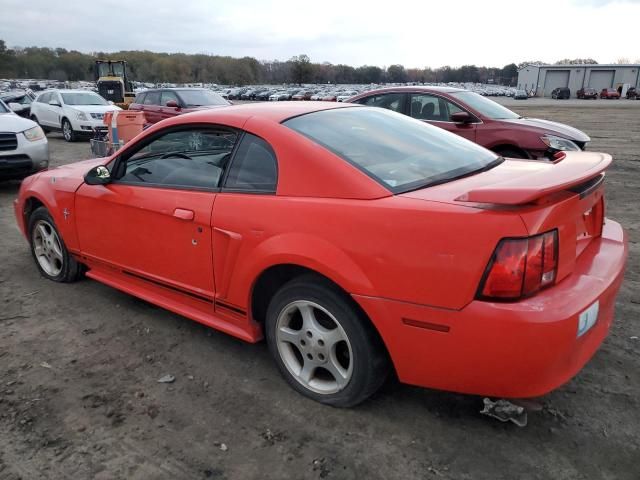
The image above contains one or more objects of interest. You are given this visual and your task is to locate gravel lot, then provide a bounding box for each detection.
[1,100,639,480]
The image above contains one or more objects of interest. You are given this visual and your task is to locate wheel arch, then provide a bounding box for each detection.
[249,262,393,373]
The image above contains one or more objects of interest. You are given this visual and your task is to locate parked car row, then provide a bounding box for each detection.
[552,86,637,100]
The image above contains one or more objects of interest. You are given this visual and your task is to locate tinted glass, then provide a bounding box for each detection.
[224,133,278,192]
[450,91,520,119]
[284,107,499,193]
[134,92,146,104]
[38,92,51,103]
[409,94,443,120]
[176,89,228,107]
[60,92,108,106]
[119,128,238,189]
[161,90,180,106]
[357,93,405,113]
[144,91,161,105]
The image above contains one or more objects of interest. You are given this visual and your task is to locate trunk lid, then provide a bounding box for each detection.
[401,152,610,283]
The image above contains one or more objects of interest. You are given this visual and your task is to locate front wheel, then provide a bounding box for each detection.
[28,207,83,282]
[62,118,76,142]
[265,276,389,407]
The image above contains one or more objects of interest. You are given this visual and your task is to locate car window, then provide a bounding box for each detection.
[356,93,405,113]
[284,107,500,193]
[117,127,238,189]
[224,133,278,193]
[161,90,180,106]
[134,92,146,104]
[38,92,51,103]
[409,94,443,121]
[60,92,107,106]
[143,91,161,105]
[0,100,8,113]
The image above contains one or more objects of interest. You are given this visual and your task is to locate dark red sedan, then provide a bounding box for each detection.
[348,86,590,159]
[600,88,621,99]
[129,88,230,124]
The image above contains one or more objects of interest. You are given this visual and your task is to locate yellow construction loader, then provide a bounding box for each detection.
[95,60,135,109]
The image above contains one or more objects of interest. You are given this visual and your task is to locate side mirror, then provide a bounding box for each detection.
[49,100,61,107]
[8,102,22,112]
[166,100,180,108]
[85,165,111,185]
[451,111,473,124]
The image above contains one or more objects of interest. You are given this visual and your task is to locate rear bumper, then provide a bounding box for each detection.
[354,219,627,398]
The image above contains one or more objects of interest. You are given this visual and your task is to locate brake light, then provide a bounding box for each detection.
[478,230,558,300]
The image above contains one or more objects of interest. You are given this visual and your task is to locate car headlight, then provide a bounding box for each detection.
[76,111,88,121]
[23,125,45,142]
[541,135,580,152]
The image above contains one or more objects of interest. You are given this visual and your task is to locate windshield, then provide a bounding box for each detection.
[61,92,108,106]
[97,62,125,78]
[0,100,8,113]
[284,107,500,193]
[451,91,520,120]
[177,90,229,107]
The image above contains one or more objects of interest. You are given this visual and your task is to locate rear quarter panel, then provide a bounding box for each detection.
[213,194,528,311]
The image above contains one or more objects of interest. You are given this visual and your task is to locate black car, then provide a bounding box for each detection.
[626,87,639,100]
[551,87,571,99]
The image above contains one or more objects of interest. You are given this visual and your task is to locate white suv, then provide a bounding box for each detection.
[0,99,49,180]
[30,90,121,142]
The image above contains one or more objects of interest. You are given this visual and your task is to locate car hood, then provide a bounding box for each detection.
[36,158,105,193]
[500,117,590,142]
[0,112,38,132]
[69,105,122,114]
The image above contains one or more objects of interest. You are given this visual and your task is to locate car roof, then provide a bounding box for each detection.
[40,89,99,94]
[356,86,465,95]
[159,101,360,125]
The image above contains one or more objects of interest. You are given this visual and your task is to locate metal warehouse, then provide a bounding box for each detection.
[517,64,640,97]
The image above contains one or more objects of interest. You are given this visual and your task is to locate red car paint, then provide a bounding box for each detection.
[348,86,591,160]
[14,102,627,398]
[600,88,621,99]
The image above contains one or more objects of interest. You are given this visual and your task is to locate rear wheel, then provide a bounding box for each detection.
[62,118,76,142]
[265,276,389,407]
[28,207,83,282]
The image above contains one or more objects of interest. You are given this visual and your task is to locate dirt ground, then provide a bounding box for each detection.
[1,100,639,480]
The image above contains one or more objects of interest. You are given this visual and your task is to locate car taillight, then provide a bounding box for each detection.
[478,230,558,301]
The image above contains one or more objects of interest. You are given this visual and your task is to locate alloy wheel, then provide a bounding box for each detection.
[275,300,353,395]
[32,220,64,276]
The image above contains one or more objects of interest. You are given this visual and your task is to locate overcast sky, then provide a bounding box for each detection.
[3,0,640,68]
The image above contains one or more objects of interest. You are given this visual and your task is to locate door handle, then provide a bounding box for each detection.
[173,208,194,221]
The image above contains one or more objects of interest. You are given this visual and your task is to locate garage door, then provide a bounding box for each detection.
[543,70,570,97]
[588,70,615,90]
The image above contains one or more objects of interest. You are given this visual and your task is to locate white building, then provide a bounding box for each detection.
[517,64,640,97]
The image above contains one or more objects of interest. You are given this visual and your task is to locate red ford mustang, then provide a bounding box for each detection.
[14,102,627,407]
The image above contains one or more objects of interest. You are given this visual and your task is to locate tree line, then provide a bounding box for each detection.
[0,39,543,86]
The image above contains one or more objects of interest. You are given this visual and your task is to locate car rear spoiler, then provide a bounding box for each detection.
[455,152,612,205]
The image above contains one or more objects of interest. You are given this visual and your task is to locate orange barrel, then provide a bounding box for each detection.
[103,110,147,145]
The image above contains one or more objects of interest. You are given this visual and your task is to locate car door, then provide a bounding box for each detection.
[408,93,477,143]
[37,92,56,127]
[142,90,162,123]
[210,131,279,309]
[74,125,240,299]
[159,90,182,121]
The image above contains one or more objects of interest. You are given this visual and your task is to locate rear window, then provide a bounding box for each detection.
[284,107,500,193]
[134,92,147,104]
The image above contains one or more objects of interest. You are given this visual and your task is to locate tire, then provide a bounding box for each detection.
[61,118,76,142]
[28,207,83,282]
[495,148,528,159]
[265,275,389,407]
[30,115,50,133]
